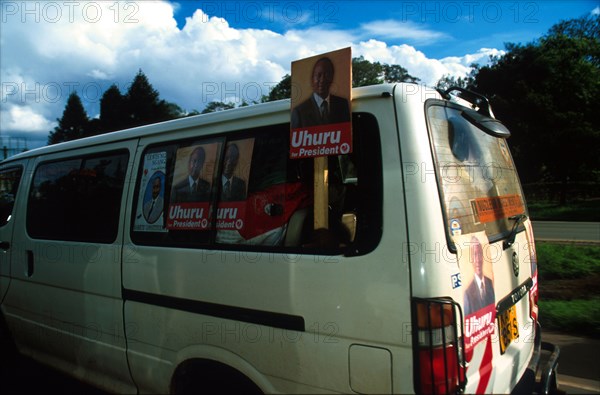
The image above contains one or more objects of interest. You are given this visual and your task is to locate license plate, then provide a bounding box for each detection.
[498,305,519,354]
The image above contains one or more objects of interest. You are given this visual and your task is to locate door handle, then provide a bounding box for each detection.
[0,241,9,250]
[26,250,34,277]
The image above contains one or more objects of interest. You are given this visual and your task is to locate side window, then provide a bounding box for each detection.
[27,152,129,243]
[0,167,23,226]
[131,138,223,246]
[215,132,312,247]
[131,114,382,255]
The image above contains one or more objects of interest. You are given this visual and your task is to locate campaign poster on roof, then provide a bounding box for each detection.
[134,152,167,232]
[167,142,221,230]
[290,47,352,159]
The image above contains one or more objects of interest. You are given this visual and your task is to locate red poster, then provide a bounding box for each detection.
[166,202,211,230]
[290,122,352,159]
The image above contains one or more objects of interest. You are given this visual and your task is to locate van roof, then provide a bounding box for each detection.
[3,82,433,164]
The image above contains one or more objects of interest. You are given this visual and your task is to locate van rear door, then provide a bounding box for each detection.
[426,100,537,393]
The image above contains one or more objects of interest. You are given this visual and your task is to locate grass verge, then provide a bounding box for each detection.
[537,242,600,336]
[536,242,600,280]
[527,199,600,221]
[538,298,600,337]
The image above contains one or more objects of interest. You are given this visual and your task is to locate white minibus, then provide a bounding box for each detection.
[0,83,559,393]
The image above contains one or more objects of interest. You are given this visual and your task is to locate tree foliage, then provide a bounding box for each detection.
[472,14,600,202]
[352,56,419,87]
[98,84,127,132]
[257,56,420,105]
[125,70,184,128]
[435,68,477,91]
[266,74,292,102]
[201,101,236,114]
[48,92,89,145]
[48,70,183,143]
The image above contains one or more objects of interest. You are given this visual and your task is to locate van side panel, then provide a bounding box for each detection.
[2,141,138,393]
[121,99,414,393]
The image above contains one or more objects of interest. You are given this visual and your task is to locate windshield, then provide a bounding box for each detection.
[427,102,527,246]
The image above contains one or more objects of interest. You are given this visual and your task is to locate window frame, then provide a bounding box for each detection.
[424,99,528,252]
[26,150,130,244]
[0,165,24,227]
[130,114,383,256]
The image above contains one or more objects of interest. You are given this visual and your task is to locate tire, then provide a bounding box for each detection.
[172,360,262,395]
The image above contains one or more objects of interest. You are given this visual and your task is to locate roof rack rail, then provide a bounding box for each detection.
[438,86,496,119]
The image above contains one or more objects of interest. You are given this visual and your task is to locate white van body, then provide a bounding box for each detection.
[0,83,559,394]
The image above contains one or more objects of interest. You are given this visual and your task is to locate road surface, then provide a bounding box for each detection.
[533,221,600,243]
[543,330,600,394]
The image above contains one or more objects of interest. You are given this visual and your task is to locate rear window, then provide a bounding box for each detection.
[426,101,527,247]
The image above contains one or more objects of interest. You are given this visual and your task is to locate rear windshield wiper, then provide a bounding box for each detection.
[503,214,528,249]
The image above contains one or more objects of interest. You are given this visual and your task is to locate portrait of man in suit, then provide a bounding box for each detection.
[463,235,496,316]
[291,56,351,129]
[220,143,247,202]
[171,146,211,202]
[143,174,164,224]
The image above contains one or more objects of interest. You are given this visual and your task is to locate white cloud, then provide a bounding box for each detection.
[355,40,502,85]
[592,6,600,16]
[0,1,502,149]
[1,104,55,133]
[360,20,450,44]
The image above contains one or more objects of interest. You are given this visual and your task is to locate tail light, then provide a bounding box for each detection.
[412,298,466,394]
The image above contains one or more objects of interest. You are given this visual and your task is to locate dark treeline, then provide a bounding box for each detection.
[48,70,184,145]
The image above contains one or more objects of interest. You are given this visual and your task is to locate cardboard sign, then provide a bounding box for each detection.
[290,47,352,159]
[167,142,220,230]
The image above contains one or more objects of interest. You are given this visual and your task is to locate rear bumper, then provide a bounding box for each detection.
[512,322,561,395]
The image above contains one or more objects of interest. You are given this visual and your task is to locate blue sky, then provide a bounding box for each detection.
[1,1,598,149]
[171,1,598,57]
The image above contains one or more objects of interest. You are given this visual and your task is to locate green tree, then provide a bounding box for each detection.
[262,57,420,102]
[472,14,600,203]
[352,56,383,87]
[382,64,419,84]
[265,74,291,102]
[435,70,476,91]
[98,84,127,133]
[125,69,183,128]
[48,92,89,145]
[201,101,236,114]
